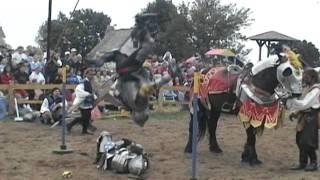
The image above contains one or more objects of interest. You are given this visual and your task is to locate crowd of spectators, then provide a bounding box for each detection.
[0,45,209,113]
[0,46,114,111]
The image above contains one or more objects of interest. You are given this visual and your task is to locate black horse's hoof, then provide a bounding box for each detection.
[241,158,249,164]
[249,159,263,166]
[184,148,192,154]
[210,146,223,153]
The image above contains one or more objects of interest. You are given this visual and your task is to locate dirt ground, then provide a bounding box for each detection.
[1,110,320,180]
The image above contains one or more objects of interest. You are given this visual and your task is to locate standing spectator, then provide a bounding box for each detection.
[29,64,45,102]
[12,46,27,68]
[14,63,29,98]
[29,65,45,84]
[30,53,42,72]
[93,70,104,88]
[66,68,80,84]
[62,51,70,66]
[0,52,6,73]
[44,51,59,83]
[73,54,83,73]
[68,48,78,71]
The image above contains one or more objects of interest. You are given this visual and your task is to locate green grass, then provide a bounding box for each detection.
[150,110,188,121]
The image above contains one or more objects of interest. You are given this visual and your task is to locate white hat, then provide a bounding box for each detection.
[71,48,77,52]
[65,51,70,55]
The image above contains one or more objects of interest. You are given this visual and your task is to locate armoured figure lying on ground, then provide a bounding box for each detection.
[95,131,149,176]
[91,13,171,126]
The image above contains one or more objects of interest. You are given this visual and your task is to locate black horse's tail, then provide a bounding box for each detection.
[195,99,208,141]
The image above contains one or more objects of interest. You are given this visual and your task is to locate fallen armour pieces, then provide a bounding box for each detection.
[95,131,149,176]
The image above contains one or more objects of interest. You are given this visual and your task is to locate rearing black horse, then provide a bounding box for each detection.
[184,52,303,165]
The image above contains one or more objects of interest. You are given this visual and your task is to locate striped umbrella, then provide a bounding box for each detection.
[205,48,236,57]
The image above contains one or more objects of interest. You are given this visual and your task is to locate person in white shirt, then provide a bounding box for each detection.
[12,46,27,68]
[29,65,45,84]
[67,65,97,135]
[286,69,320,171]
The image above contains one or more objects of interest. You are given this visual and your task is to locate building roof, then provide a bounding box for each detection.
[0,38,6,47]
[0,26,5,38]
[248,31,299,41]
[87,28,133,59]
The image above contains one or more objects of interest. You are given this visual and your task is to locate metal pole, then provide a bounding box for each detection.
[53,68,74,154]
[46,0,52,61]
[191,72,200,180]
[61,82,67,149]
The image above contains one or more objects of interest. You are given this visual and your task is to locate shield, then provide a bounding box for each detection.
[205,48,236,57]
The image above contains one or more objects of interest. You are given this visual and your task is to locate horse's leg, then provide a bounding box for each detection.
[207,107,222,153]
[242,125,262,165]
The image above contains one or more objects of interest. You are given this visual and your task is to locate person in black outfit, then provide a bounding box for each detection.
[67,65,96,135]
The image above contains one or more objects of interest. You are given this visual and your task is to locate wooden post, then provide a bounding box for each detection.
[158,87,164,112]
[8,82,14,115]
[61,67,67,83]
[256,40,266,61]
[191,72,200,180]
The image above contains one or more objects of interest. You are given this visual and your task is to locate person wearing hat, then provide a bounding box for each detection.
[62,51,70,67]
[67,65,97,135]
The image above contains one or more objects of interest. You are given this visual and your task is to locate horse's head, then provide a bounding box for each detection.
[276,59,303,97]
[238,52,303,105]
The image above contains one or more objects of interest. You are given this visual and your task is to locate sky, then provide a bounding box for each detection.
[0,0,320,62]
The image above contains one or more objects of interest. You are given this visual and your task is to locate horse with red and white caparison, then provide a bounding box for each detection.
[184,54,303,166]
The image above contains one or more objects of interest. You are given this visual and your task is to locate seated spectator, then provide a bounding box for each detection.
[39,88,67,125]
[0,65,14,84]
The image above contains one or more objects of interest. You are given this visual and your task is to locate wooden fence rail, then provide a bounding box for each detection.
[0,83,190,115]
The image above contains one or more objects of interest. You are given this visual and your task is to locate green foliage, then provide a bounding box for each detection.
[143,0,195,60]
[140,0,252,60]
[290,40,320,67]
[36,9,111,56]
[189,0,252,55]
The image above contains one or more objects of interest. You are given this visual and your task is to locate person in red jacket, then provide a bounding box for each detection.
[0,65,14,84]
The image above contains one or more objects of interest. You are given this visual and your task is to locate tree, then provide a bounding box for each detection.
[142,0,195,60]
[36,9,111,56]
[290,40,320,67]
[140,0,252,60]
[189,0,252,55]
